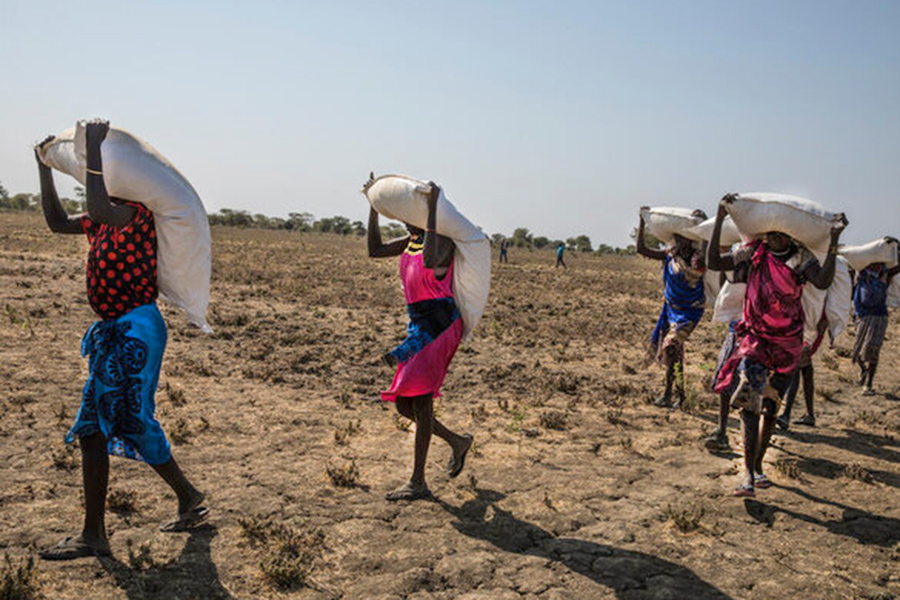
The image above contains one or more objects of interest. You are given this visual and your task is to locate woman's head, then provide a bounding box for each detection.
[764,231,792,253]
[405,222,423,236]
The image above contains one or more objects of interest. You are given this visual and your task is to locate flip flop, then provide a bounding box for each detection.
[384,483,432,502]
[733,483,755,497]
[447,434,474,479]
[39,536,111,561]
[754,474,773,489]
[160,506,210,533]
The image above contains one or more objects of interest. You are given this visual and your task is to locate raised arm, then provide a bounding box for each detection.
[885,237,900,281]
[636,207,667,261]
[707,195,737,272]
[84,120,136,227]
[423,182,454,269]
[803,217,847,290]
[36,137,83,234]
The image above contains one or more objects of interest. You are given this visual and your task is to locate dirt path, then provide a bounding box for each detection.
[1,213,898,599]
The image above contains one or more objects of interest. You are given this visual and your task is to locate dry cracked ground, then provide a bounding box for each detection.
[1,211,899,600]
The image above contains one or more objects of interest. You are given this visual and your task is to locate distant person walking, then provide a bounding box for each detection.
[637,207,708,408]
[708,194,845,498]
[852,254,900,395]
[556,243,567,269]
[35,120,207,561]
[365,173,473,501]
[499,238,509,264]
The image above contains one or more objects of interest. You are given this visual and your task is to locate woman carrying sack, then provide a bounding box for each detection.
[36,120,207,561]
[852,248,900,395]
[365,174,474,502]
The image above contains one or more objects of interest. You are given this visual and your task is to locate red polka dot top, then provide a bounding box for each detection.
[81,202,159,320]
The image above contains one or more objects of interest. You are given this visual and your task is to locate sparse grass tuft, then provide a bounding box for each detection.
[0,553,42,600]
[326,460,360,488]
[126,540,155,572]
[165,383,187,406]
[539,410,568,431]
[107,489,138,515]
[239,516,324,591]
[840,463,874,484]
[664,501,705,533]
[50,444,78,472]
[333,420,361,446]
[774,458,802,480]
[170,418,192,445]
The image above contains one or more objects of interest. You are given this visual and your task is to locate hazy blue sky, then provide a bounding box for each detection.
[1,0,897,247]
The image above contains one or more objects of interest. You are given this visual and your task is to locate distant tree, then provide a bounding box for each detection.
[286,212,314,232]
[351,220,366,236]
[381,222,408,239]
[0,181,9,202]
[533,236,550,249]
[595,243,614,255]
[490,233,505,247]
[209,208,253,227]
[331,215,352,235]
[570,234,593,253]
[511,227,533,248]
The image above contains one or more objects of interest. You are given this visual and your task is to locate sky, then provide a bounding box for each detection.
[1,0,897,247]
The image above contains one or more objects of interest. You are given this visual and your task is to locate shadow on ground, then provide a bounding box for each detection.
[438,488,733,600]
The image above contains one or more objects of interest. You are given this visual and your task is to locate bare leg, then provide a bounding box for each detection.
[739,409,759,491]
[387,395,434,500]
[754,399,778,475]
[866,361,878,390]
[778,370,800,429]
[800,364,816,422]
[397,397,472,477]
[40,433,111,559]
[151,457,205,517]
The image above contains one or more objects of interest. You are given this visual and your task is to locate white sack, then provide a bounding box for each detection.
[640,207,704,245]
[37,121,212,331]
[712,281,746,324]
[726,193,842,263]
[686,216,742,247]
[703,271,721,310]
[824,257,852,341]
[711,258,852,343]
[839,238,899,272]
[363,175,490,341]
[889,276,900,309]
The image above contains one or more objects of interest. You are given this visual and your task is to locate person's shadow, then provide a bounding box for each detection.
[744,485,900,547]
[436,488,732,599]
[98,525,234,599]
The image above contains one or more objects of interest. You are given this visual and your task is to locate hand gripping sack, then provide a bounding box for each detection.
[725,193,843,264]
[37,121,212,331]
[685,216,742,247]
[363,175,491,341]
[640,207,704,245]
[839,238,899,272]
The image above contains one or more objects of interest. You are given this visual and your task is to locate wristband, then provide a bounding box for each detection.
[86,168,103,176]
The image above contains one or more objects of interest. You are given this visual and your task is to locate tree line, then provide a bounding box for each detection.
[0,180,634,253]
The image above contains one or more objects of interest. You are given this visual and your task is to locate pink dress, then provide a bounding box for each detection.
[382,240,464,402]
[714,241,807,394]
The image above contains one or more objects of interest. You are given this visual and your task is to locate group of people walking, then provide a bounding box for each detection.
[638,197,897,497]
[28,119,896,561]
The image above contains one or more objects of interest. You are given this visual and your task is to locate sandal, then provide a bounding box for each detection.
[160,506,210,533]
[732,483,755,497]
[385,482,432,502]
[754,473,773,489]
[39,536,111,561]
[794,414,816,427]
[447,434,474,479]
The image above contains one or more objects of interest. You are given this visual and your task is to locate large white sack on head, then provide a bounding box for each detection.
[37,121,212,332]
[686,216,742,247]
[726,193,842,263]
[363,174,490,341]
[640,207,704,245]
[712,281,746,323]
[839,238,899,272]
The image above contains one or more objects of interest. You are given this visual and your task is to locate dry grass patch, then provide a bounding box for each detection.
[239,516,325,591]
[0,553,42,600]
[326,460,361,488]
[663,501,706,533]
[840,463,874,484]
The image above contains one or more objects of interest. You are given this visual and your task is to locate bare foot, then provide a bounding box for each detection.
[161,491,209,532]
